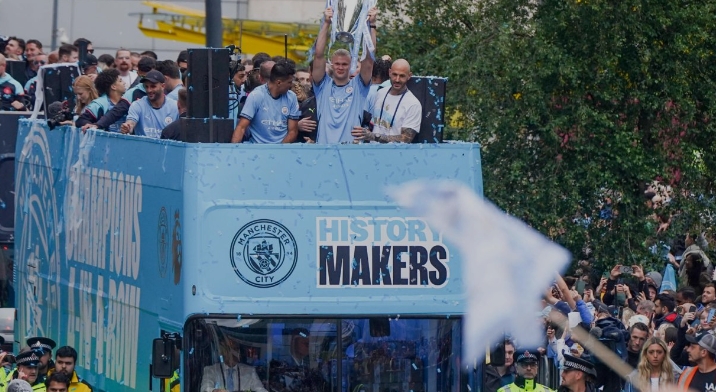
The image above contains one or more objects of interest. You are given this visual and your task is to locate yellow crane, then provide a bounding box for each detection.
[133,1,320,62]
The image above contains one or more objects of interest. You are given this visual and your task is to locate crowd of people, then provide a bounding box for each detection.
[0,336,91,392]
[484,231,716,392]
[0,5,423,145]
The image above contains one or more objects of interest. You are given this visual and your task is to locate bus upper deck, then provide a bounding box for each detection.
[14,119,482,391]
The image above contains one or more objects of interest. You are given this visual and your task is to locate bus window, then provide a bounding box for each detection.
[184,316,465,392]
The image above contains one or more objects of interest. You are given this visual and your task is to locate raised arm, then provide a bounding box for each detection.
[359,7,378,85]
[312,7,333,84]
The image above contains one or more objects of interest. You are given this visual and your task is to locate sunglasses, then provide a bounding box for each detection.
[33,60,47,66]
[87,49,95,54]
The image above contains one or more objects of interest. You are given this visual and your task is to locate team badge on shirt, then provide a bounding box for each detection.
[346,86,353,94]
[281,106,288,115]
[165,116,173,125]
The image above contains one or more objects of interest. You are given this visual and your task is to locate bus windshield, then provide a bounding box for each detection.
[184,316,466,392]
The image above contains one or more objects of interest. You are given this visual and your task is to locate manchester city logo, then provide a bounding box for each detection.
[346,86,354,94]
[281,106,289,115]
[230,219,298,288]
[165,116,173,125]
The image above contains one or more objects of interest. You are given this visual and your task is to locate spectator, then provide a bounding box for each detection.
[699,284,716,309]
[130,52,141,71]
[251,52,272,70]
[3,36,23,60]
[677,332,716,391]
[47,51,59,65]
[312,6,377,144]
[23,53,47,110]
[72,38,93,55]
[654,293,680,328]
[58,44,78,63]
[140,50,157,60]
[6,379,33,392]
[258,60,275,84]
[636,300,655,321]
[676,286,697,308]
[241,58,253,73]
[45,372,71,392]
[354,58,421,143]
[155,60,183,100]
[680,239,712,295]
[295,68,311,95]
[626,322,649,368]
[176,50,188,71]
[624,337,676,392]
[50,346,93,392]
[161,88,187,141]
[24,39,42,80]
[82,55,99,80]
[494,339,516,387]
[231,60,299,144]
[97,54,114,71]
[130,56,156,88]
[121,70,179,138]
[72,76,98,117]
[115,49,136,88]
[25,51,46,81]
[76,68,126,131]
[0,53,26,111]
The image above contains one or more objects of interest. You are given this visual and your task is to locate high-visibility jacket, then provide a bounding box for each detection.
[676,366,716,391]
[164,370,180,392]
[46,369,93,392]
[498,380,553,392]
[4,370,46,392]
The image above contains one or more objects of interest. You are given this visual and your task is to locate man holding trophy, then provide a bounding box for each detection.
[312,3,378,144]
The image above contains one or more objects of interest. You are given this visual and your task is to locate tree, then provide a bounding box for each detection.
[378,0,716,271]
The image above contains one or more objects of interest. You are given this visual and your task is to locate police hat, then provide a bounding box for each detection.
[562,354,597,378]
[515,350,540,364]
[15,351,41,368]
[26,337,56,354]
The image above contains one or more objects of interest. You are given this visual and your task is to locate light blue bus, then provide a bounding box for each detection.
[14,120,482,392]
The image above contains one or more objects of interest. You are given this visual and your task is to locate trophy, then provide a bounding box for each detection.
[334,0,365,44]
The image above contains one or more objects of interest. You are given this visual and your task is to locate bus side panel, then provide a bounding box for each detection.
[15,122,186,391]
[181,143,482,317]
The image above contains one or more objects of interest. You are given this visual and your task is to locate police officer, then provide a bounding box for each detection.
[559,354,597,392]
[26,337,56,384]
[6,350,45,391]
[497,350,552,392]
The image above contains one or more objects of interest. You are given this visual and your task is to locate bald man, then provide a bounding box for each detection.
[352,59,421,143]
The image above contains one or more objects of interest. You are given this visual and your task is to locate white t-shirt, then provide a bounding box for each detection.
[370,87,422,136]
[119,71,137,89]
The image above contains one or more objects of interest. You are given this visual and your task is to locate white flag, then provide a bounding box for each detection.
[389,180,571,362]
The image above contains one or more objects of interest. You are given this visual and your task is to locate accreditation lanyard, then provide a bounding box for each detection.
[378,87,407,129]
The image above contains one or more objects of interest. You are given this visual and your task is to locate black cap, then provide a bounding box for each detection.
[15,351,41,368]
[141,70,166,84]
[515,350,540,363]
[593,300,610,315]
[84,54,98,66]
[177,50,188,64]
[26,337,56,354]
[562,354,597,377]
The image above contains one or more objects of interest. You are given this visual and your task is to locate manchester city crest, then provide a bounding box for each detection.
[230,219,298,288]
[281,106,289,115]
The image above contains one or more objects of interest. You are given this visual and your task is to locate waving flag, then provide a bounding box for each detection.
[389,180,571,362]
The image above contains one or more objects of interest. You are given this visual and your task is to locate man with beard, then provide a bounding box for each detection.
[115,49,137,89]
[677,332,716,391]
[353,58,421,143]
[26,337,56,385]
[121,70,179,138]
[46,346,93,392]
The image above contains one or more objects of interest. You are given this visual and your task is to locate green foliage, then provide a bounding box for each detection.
[378,0,716,272]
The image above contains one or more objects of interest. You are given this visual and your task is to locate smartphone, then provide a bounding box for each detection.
[676,306,684,315]
[576,280,586,296]
[689,305,697,313]
[620,266,633,274]
[708,309,716,323]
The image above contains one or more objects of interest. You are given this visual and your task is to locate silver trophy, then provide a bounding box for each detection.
[335,0,365,44]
